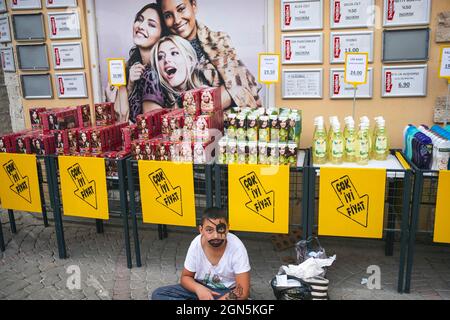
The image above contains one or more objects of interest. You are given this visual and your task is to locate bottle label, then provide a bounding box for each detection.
[332,139,344,158]
[359,139,369,158]
[346,137,356,155]
[375,137,388,154]
[314,138,326,158]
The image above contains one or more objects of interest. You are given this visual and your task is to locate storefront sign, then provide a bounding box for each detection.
[9,0,42,10]
[52,42,84,70]
[0,14,11,43]
[282,69,323,99]
[0,0,6,12]
[330,31,373,64]
[0,154,42,213]
[48,12,81,40]
[330,0,375,29]
[46,0,77,8]
[344,53,368,86]
[319,168,386,239]
[1,47,15,72]
[282,33,323,65]
[138,161,196,227]
[281,0,323,31]
[107,58,127,87]
[382,65,428,97]
[383,0,430,27]
[330,68,373,99]
[228,165,289,234]
[55,72,87,98]
[439,47,450,80]
[59,156,109,220]
[434,171,450,244]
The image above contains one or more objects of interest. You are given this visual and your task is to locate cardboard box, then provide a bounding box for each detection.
[77,104,92,128]
[29,107,47,130]
[182,89,202,118]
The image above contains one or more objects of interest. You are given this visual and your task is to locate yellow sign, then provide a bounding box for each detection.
[228,165,289,234]
[344,52,369,86]
[258,53,281,85]
[107,58,127,87]
[319,168,386,239]
[138,161,196,227]
[439,47,450,80]
[0,153,42,213]
[434,171,450,244]
[59,156,109,220]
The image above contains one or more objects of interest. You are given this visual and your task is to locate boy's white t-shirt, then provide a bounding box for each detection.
[184,233,251,290]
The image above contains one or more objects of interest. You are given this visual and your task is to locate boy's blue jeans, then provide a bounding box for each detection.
[151,283,231,300]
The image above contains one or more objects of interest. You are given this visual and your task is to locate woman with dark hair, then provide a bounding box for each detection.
[126,3,169,123]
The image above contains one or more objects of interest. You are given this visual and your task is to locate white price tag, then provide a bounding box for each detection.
[259,54,280,85]
[344,53,368,86]
[439,47,450,80]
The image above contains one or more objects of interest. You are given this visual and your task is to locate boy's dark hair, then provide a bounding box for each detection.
[201,207,228,225]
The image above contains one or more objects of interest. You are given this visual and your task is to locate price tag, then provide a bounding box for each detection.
[439,47,450,81]
[107,58,127,87]
[258,53,280,85]
[344,53,368,86]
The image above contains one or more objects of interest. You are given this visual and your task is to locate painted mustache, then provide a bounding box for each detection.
[208,240,225,248]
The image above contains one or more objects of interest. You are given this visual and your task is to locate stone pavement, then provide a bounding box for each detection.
[1,211,449,300]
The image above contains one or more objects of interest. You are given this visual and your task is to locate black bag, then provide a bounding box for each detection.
[270,275,313,300]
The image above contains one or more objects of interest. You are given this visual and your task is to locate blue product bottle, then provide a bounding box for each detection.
[413,132,433,170]
[404,125,419,161]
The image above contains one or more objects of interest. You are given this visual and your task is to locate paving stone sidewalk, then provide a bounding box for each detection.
[1,212,449,300]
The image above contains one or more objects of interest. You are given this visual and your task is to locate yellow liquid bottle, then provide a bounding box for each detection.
[356,124,370,165]
[345,122,357,163]
[313,118,328,165]
[330,124,344,165]
[373,119,389,161]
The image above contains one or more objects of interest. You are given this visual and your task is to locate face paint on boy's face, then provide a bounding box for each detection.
[202,218,227,248]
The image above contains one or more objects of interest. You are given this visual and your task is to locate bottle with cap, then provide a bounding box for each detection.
[312,117,328,165]
[344,117,356,163]
[356,121,370,165]
[373,117,389,161]
[330,121,344,165]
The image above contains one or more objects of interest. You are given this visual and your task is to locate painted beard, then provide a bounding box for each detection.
[208,239,225,248]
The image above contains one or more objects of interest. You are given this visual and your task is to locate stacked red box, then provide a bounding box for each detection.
[53,130,69,155]
[121,125,137,152]
[90,127,108,155]
[144,108,170,137]
[136,113,152,140]
[40,111,58,132]
[95,103,115,127]
[182,89,202,118]
[192,140,216,164]
[1,130,30,153]
[67,129,79,154]
[31,134,55,156]
[15,136,31,154]
[78,128,92,155]
[77,104,92,128]
[56,107,79,130]
[29,107,47,130]
[200,87,221,116]
[131,140,146,160]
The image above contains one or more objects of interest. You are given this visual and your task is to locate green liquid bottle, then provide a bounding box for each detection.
[356,123,370,165]
[373,118,389,161]
[313,117,328,165]
[330,123,344,165]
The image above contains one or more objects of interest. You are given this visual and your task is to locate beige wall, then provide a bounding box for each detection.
[274,0,450,149]
[5,0,94,129]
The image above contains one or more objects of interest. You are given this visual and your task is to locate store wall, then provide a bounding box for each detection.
[274,0,450,149]
[0,66,13,135]
[4,0,95,130]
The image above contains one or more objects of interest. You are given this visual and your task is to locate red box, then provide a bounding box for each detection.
[136,114,151,140]
[15,136,29,154]
[168,111,184,142]
[155,141,170,161]
[78,129,92,155]
[77,105,92,128]
[131,140,146,160]
[40,111,58,132]
[31,134,55,156]
[121,125,137,152]
[56,107,79,130]
[90,127,107,155]
[95,103,115,127]
[67,129,79,154]
[182,89,202,118]
[53,130,69,155]
[29,108,47,130]
[200,87,221,115]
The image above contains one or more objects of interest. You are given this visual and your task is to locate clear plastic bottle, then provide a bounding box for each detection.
[312,117,328,165]
[356,123,370,165]
[330,123,344,165]
[344,118,357,163]
[373,118,389,161]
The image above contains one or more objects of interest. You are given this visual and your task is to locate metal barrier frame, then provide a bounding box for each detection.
[307,150,412,293]
[404,164,447,293]
[45,155,133,268]
[1,155,51,252]
[126,160,214,268]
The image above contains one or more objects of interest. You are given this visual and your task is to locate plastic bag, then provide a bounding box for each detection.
[295,237,328,277]
[270,275,312,300]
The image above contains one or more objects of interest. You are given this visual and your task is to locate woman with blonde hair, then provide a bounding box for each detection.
[151,34,221,108]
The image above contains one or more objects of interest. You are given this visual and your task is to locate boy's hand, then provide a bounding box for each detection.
[195,286,222,300]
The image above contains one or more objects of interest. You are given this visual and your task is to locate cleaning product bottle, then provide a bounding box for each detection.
[373,117,389,161]
[356,122,370,165]
[344,117,357,163]
[312,117,328,165]
[330,122,344,164]
[360,116,372,159]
